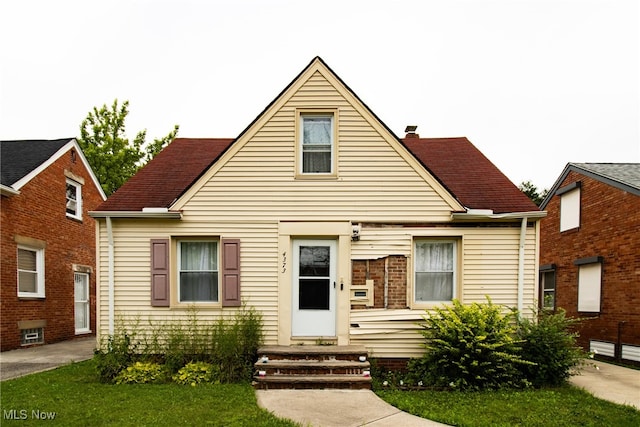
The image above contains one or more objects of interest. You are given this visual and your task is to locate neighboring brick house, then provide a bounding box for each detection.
[539,163,640,363]
[1,138,106,351]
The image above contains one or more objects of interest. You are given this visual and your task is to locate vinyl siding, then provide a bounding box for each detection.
[181,71,455,223]
[349,224,538,358]
[95,66,540,357]
[96,220,281,344]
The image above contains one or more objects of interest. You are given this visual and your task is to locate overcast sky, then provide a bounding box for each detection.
[1,0,638,190]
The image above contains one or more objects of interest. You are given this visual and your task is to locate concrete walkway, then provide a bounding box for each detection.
[0,337,96,381]
[2,339,638,426]
[569,360,640,409]
[256,389,449,426]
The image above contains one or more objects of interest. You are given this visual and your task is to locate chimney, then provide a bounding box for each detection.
[404,125,419,138]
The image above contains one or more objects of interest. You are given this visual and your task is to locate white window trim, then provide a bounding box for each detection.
[177,239,220,303]
[412,239,458,307]
[540,270,556,310]
[17,245,45,298]
[296,109,338,178]
[66,178,83,220]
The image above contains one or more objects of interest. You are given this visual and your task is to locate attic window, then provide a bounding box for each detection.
[66,179,83,220]
[558,182,580,232]
[297,110,338,177]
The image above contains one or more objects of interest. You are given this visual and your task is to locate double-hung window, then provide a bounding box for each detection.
[539,265,556,310]
[17,246,45,298]
[300,113,335,175]
[66,179,82,220]
[414,240,457,303]
[178,241,218,302]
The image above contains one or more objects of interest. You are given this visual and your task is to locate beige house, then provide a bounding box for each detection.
[91,57,544,359]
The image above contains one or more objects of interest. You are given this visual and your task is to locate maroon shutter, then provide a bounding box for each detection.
[150,239,170,307]
[221,239,241,307]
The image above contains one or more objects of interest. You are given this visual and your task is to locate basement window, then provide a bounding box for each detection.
[21,328,44,345]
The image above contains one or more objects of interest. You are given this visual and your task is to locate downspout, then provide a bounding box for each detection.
[384,257,389,309]
[517,217,527,313]
[106,216,115,335]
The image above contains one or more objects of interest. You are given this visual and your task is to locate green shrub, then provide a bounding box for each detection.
[94,332,136,383]
[115,362,166,384]
[211,306,264,383]
[172,362,218,386]
[94,305,263,384]
[516,308,587,387]
[410,298,532,390]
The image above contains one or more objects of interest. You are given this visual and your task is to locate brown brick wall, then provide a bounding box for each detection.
[1,148,103,351]
[540,170,640,350]
[352,256,408,309]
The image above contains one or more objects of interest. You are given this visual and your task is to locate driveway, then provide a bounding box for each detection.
[0,337,96,381]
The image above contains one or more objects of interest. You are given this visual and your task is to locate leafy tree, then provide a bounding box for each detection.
[519,180,548,206]
[78,99,178,196]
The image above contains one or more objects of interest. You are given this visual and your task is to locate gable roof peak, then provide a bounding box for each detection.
[540,162,640,208]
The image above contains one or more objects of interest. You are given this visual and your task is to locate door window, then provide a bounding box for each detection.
[298,246,330,310]
[74,272,90,333]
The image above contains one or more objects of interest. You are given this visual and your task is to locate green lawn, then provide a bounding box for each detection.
[0,360,298,426]
[3,360,639,426]
[377,387,640,427]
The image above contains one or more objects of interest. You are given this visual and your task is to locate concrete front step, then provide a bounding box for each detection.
[256,359,371,376]
[254,345,372,390]
[253,374,372,390]
[258,345,368,361]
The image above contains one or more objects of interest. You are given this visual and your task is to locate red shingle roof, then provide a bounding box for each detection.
[96,136,538,214]
[96,138,233,211]
[402,137,538,213]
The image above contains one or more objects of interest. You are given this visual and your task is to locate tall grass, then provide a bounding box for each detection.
[94,305,263,383]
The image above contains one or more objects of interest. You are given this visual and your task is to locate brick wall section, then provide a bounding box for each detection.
[540,170,640,349]
[352,256,408,309]
[1,149,103,351]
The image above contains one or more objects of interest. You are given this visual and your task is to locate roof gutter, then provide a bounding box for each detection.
[451,210,547,221]
[89,210,182,219]
[452,209,547,314]
[0,184,20,197]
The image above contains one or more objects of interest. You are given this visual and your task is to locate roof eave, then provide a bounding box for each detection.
[89,210,182,219]
[0,184,20,197]
[452,210,547,222]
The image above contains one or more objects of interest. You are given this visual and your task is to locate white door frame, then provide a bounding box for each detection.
[291,239,337,337]
[74,272,90,334]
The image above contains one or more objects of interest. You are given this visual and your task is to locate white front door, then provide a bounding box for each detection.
[292,239,337,337]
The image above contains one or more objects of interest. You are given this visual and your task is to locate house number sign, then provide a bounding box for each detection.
[282,251,287,273]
